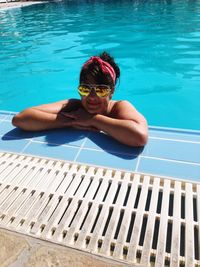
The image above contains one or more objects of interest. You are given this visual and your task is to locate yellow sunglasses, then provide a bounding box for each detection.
[78,84,111,97]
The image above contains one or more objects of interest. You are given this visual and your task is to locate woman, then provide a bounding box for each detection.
[12,52,148,147]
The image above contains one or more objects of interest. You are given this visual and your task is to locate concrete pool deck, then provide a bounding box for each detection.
[0,110,199,183]
[0,1,47,10]
[0,228,122,267]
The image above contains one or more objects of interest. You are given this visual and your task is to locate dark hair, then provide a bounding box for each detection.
[80,51,120,87]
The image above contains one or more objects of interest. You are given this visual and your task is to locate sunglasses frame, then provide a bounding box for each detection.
[78,84,112,97]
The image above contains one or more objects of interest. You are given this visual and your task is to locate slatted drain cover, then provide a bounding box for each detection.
[0,152,199,267]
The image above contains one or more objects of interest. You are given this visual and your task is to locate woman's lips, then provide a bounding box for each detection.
[87,101,100,108]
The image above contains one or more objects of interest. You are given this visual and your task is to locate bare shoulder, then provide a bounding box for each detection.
[31,99,81,114]
[110,100,147,124]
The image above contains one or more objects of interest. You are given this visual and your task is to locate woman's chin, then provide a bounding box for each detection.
[87,108,99,114]
[86,105,101,113]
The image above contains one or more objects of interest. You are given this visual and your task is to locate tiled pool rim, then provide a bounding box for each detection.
[0,110,200,183]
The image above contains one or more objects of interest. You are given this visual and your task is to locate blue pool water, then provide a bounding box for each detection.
[0,0,200,130]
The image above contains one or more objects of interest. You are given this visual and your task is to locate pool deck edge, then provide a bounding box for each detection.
[0,110,199,182]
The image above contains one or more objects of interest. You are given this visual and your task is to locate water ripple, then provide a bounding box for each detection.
[0,0,200,129]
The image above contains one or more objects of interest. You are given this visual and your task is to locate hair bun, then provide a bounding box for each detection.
[99,51,120,80]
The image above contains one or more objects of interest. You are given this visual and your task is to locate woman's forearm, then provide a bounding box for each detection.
[91,114,148,146]
[12,108,72,131]
[12,107,148,146]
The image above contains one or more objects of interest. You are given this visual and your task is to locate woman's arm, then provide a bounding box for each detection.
[62,100,148,147]
[92,101,148,146]
[12,99,79,131]
[92,115,147,146]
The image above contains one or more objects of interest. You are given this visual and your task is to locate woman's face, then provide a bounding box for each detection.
[80,76,114,114]
[81,87,112,114]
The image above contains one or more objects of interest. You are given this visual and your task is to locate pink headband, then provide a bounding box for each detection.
[83,56,116,84]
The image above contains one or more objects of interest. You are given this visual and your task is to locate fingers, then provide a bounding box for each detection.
[60,110,94,128]
[73,125,91,130]
[62,118,75,127]
[73,125,99,131]
[60,112,77,119]
[90,126,99,132]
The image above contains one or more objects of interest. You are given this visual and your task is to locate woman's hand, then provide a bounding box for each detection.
[60,108,99,131]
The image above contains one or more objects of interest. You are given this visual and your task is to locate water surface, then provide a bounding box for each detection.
[0,0,200,129]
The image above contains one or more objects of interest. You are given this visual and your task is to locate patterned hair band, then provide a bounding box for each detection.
[83,56,116,84]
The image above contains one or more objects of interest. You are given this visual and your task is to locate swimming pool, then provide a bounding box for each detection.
[0,0,200,130]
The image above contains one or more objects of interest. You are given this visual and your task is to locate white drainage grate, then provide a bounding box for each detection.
[0,151,199,266]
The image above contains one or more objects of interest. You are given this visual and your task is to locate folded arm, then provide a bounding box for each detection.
[62,100,148,146]
[93,100,148,146]
[12,99,148,146]
[92,115,147,146]
[12,100,78,131]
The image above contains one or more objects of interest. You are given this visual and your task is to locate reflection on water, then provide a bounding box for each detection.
[0,0,200,129]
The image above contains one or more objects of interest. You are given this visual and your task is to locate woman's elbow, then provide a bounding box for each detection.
[123,131,148,147]
[137,131,148,146]
[12,114,21,128]
[12,111,30,130]
[130,125,148,147]
[137,120,148,146]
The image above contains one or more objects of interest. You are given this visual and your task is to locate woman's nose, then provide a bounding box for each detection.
[88,88,98,98]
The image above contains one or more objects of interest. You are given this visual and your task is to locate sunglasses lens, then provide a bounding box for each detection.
[95,87,110,97]
[78,85,111,97]
[78,85,90,96]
